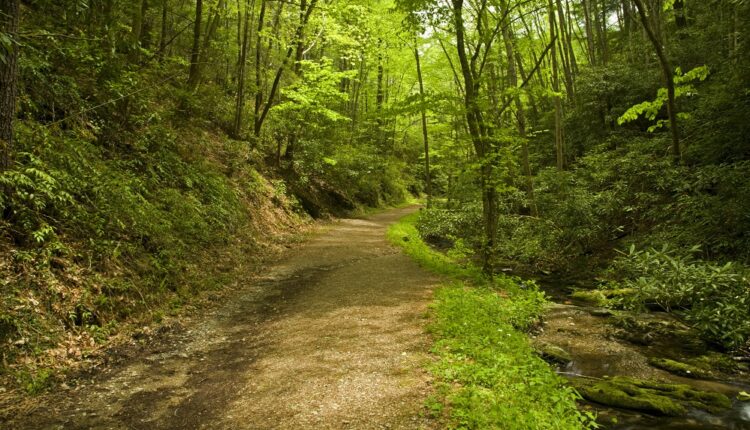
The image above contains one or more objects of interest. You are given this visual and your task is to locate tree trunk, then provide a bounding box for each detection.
[599,0,609,63]
[187,0,203,89]
[502,11,537,216]
[253,0,267,140]
[452,0,496,273]
[131,0,147,50]
[0,0,20,171]
[674,0,687,28]
[233,0,254,138]
[254,0,318,137]
[632,0,680,164]
[549,0,565,170]
[193,0,226,87]
[582,0,597,65]
[158,0,169,61]
[414,41,432,207]
[556,0,575,100]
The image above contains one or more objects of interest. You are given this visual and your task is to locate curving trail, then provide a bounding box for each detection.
[10,207,438,430]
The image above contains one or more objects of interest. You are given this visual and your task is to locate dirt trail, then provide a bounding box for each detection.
[8,207,439,430]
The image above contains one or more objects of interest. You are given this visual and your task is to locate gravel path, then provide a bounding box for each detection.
[9,207,438,430]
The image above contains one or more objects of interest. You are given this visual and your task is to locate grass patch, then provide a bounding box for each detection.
[388,211,595,429]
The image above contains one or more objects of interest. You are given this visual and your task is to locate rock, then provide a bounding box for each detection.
[589,308,613,317]
[570,288,634,307]
[572,376,731,416]
[648,357,712,379]
[533,342,572,365]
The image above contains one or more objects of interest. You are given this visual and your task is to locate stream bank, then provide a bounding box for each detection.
[528,275,750,429]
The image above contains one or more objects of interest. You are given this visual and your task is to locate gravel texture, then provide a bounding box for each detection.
[6,207,438,430]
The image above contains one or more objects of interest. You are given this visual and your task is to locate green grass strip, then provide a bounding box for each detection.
[388,211,595,429]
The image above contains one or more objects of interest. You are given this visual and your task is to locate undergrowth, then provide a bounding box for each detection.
[388,211,595,429]
[0,118,308,394]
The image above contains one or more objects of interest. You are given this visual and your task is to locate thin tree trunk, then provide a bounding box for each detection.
[582,0,597,65]
[502,11,537,216]
[556,0,574,100]
[187,0,203,89]
[632,0,680,163]
[158,0,169,61]
[673,0,687,28]
[0,0,20,171]
[549,0,565,170]
[233,0,254,138]
[284,0,309,163]
[565,0,578,74]
[414,41,432,207]
[253,0,267,140]
[598,0,609,63]
[131,0,147,50]
[254,0,318,137]
[197,0,226,83]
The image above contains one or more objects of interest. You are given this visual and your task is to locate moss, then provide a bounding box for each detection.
[648,357,712,379]
[573,376,732,416]
[533,342,573,365]
[689,352,739,374]
[571,288,633,306]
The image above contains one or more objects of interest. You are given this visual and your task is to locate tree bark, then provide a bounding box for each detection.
[632,0,680,164]
[187,0,203,89]
[452,0,497,273]
[502,10,537,216]
[284,0,309,163]
[673,0,687,28]
[556,0,574,100]
[414,41,432,207]
[0,0,20,171]
[158,0,169,61]
[233,0,254,138]
[549,0,565,170]
[253,0,318,137]
[582,0,597,65]
[253,0,267,140]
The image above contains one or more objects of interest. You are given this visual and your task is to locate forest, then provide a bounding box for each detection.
[1,0,749,428]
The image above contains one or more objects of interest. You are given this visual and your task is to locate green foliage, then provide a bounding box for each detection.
[618,66,710,131]
[388,213,594,429]
[607,245,750,350]
[415,206,482,247]
[16,368,53,395]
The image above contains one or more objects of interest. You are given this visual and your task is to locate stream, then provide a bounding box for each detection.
[529,276,750,429]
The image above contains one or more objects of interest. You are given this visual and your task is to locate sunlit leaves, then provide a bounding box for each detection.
[618,66,710,130]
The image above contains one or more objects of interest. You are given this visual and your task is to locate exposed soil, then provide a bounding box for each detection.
[3,206,439,430]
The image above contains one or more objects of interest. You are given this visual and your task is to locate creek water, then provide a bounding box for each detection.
[529,275,750,429]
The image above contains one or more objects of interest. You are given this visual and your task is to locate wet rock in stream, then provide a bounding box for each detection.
[573,376,732,416]
[532,341,572,365]
[649,357,714,379]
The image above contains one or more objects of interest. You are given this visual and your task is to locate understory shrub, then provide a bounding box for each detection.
[606,245,750,350]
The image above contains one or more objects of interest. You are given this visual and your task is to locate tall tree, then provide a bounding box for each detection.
[233,0,254,138]
[549,0,565,170]
[187,0,203,89]
[502,5,537,216]
[632,0,680,163]
[451,0,500,272]
[253,0,318,137]
[413,39,431,207]
[0,0,20,171]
